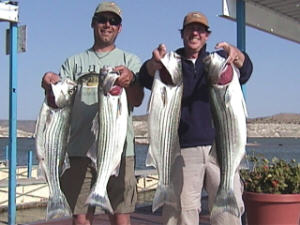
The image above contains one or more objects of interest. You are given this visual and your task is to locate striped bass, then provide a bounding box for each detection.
[35,78,77,220]
[86,66,128,213]
[203,52,247,218]
[147,52,183,212]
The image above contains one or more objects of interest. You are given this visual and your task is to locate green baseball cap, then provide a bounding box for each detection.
[94,2,122,20]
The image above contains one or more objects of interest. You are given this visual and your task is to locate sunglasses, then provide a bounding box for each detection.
[94,15,121,26]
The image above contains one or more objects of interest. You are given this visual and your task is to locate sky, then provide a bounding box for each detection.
[0,0,299,120]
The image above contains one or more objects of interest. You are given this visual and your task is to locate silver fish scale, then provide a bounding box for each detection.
[156,85,182,185]
[147,51,183,213]
[86,67,128,214]
[44,108,71,195]
[204,52,247,218]
[35,78,76,220]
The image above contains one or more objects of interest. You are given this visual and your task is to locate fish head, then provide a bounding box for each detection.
[51,79,77,108]
[99,66,121,95]
[203,52,233,86]
[99,66,112,84]
[160,52,183,86]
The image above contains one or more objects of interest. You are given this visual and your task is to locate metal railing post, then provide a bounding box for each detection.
[236,0,247,99]
[8,21,18,225]
[27,150,32,178]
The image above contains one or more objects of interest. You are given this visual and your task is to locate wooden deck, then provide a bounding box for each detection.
[24,205,210,225]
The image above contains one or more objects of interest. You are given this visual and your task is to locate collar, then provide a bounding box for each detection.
[176,44,208,61]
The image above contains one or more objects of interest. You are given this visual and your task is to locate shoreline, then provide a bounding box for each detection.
[1,122,300,139]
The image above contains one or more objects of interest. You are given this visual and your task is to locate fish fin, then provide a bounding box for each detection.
[145,145,156,168]
[51,82,63,106]
[86,188,113,214]
[161,86,168,106]
[117,97,122,117]
[37,161,47,181]
[46,193,72,221]
[224,86,231,107]
[241,96,248,118]
[147,71,160,114]
[111,162,121,176]
[152,184,179,213]
[91,113,99,139]
[210,189,240,219]
[59,153,70,176]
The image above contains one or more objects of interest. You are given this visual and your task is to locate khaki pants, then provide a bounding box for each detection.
[60,156,137,215]
[162,146,244,225]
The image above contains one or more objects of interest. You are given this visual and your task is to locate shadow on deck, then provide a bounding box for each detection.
[25,205,210,225]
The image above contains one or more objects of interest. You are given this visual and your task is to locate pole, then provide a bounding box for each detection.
[8,22,18,225]
[236,2,247,224]
[27,150,32,178]
[5,145,9,162]
[236,0,247,98]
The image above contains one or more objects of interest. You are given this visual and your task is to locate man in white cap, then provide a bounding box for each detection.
[42,2,143,225]
[139,11,253,225]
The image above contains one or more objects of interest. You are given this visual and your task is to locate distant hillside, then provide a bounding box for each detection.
[247,113,300,124]
[0,120,36,134]
[134,113,300,124]
[0,113,299,138]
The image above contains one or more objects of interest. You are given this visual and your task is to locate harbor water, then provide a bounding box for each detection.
[0,137,300,167]
[0,137,299,224]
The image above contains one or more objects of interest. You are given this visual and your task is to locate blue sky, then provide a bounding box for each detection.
[0,0,299,120]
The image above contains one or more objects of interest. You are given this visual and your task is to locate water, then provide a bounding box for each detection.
[0,137,299,225]
[0,137,300,167]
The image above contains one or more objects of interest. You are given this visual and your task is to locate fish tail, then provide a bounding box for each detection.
[210,189,240,219]
[152,184,179,213]
[46,194,72,221]
[86,188,113,214]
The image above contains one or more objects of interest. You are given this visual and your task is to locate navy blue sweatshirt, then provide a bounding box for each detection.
[139,45,253,148]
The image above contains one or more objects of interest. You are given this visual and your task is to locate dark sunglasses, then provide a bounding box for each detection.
[94,15,121,26]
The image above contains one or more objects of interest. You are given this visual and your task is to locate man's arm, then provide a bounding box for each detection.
[138,44,167,90]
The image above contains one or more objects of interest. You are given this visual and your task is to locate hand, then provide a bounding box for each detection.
[146,43,167,76]
[41,72,61,91]
[41,72,61,108]
[114,65,133,88]
[215,42,245,68]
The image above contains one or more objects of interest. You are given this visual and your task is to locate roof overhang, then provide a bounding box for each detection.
[0,1,19,23]
[221,0,300,44]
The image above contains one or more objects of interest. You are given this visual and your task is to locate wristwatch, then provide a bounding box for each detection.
[130,72,137,86]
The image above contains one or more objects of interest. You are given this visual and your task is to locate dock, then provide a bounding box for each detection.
[0,165,209,225]
[21,204,210,225]
[0,164,211,225]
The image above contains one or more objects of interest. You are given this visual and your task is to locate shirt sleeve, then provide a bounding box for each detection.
[125,53,142,74]
[137,59,154,90]
[59,57,74,80]
[238,52,253,85]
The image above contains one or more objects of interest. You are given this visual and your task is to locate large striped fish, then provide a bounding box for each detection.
[147,52,183,212]
[35,78,77,220]
[86,66,128,213]
[203,52,247,218]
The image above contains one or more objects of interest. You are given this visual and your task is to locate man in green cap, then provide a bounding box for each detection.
[42,2,143,225]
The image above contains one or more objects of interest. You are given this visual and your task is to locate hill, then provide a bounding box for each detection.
[134,113,300,124]
[0,113,300,138]
[247,113,300,124]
